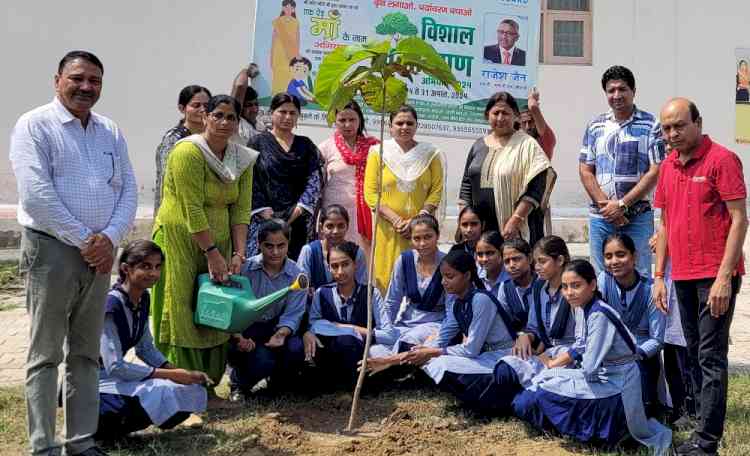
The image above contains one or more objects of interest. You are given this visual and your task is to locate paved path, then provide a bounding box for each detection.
[2,246,750,386]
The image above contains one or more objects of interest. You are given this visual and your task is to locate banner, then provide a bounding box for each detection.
[251,0,541,138]
[736,48,750,144]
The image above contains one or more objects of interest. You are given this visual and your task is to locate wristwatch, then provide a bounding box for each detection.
[618,199,627,209]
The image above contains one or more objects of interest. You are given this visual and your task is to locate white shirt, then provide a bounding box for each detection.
[9,97,137,247]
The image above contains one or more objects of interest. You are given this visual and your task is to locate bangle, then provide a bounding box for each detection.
[511,213,525,222]
[654,271,665,279]
[232,251,246,261]
[203,245,218,255]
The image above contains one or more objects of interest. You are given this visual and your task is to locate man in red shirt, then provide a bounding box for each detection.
[654,98,747,456]
[519,87,556,160]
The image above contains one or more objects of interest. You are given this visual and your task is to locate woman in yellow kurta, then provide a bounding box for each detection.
[152,95,258,384]
[271,0,300,94]
[364,106,444,292]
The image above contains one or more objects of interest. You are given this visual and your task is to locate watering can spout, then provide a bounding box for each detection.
[194,273,309,333]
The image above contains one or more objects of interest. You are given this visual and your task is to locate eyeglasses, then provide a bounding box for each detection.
[209,112,239,123]
[498,31,518,37]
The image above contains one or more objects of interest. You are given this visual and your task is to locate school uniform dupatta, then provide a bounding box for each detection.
[455,288,518,341]
[401,250,444,312]
[531,280,572,349]
[318,283,369,326]
[107,283,151,355]
[501,275,540,332]
[334,131,379,240]
[308,240,331,288]
[602,271,651,331]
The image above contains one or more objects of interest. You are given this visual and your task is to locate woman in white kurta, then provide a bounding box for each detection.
[512,260,672,455]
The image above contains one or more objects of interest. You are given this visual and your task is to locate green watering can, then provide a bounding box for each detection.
[194,273,309,333]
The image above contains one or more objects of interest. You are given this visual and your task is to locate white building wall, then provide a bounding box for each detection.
[1,0,749,215]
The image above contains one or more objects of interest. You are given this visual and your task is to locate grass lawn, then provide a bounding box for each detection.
[0,260,24,312]
[1,375,748,455]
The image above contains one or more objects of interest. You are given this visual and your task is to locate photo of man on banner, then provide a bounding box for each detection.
[483,16,528,66]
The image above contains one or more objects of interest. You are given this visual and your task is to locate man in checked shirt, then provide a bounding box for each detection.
[10,50,137,456]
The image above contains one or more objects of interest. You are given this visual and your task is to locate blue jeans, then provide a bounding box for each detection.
[589,210,654,277]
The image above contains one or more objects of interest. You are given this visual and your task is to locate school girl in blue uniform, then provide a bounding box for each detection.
[512,260,672,455]
[97,241,207,439]
[475,231,510,295]
[381,214,446,352]
[449,205,485,255]
[452,236,583,415]
[304,241,397,389]
[297,204,367,291]
[599,233,665,416]
[495,238,541,334]
[229,220,307,401]
[363,250,518,397]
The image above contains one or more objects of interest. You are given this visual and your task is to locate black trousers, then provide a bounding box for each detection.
[663,343,695,418]
[673,276,739,452]
[637,354,661,416]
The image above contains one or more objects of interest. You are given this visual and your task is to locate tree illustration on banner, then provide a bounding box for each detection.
[375,12,418,42]
[314,35,461,432]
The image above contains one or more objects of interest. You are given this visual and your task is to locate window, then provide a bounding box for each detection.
[540,0,592,65]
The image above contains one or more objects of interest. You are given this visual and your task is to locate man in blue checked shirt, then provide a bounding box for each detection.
[10,50,137,456]
[578,65,666,278]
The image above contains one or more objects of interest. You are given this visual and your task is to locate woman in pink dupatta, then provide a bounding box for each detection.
[318,101,379,253]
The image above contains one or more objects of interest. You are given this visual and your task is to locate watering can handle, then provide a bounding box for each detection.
[222,274,251,290]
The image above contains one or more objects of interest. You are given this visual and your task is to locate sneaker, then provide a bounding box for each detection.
[71,447,109,456]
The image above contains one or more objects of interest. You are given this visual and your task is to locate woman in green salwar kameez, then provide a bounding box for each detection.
[151,95,258,384]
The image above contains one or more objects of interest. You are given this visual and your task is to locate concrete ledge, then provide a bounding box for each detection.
[0,215,593,249]
[440,216,589,243]
[0,217,154,249]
